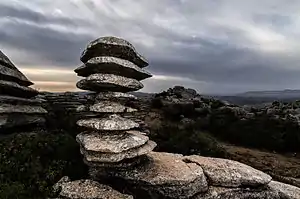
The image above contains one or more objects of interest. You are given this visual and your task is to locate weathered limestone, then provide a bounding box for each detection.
[75,56,152,80]
[0,64,33,86]
[77,114,140,131]
[76,73,143,92]
[89,101,137,113]
[76,131,149,153]
[194,186,281,199]
[0,51,47,132]
[184,155,272,187]
[268,181,300,199]
[95,92,137,101]
[80,36,149,67]
[53,176,133,199]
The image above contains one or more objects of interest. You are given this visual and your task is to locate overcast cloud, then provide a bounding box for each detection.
[0,0,299,94]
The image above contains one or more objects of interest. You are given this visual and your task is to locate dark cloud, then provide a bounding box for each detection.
[0,0,299,94]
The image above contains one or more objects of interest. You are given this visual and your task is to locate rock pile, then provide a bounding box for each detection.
[0,50,47,133]
[53,37,300,199]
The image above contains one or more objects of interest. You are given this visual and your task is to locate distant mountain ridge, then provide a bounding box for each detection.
[236,89,300,98]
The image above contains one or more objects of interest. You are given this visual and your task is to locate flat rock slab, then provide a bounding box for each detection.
[0,80,38,98]
[80,140,156,163]
[194,186,280,199]
[0,104,47,114]
[76,131,149,153]
[104,152,208,198]
[89,101,137,113]
[80,36,148,68]
[0,95,45,105]
[76,73,143,92]
[268,181,300,199]
[77,114,139,131]
[75,56,152,80]
[0,114,45,130]
[53,176,133,199]
[0,64,33,86]
[184,155,272,188]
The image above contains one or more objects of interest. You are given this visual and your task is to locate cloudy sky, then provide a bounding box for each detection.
[0,0,299,94]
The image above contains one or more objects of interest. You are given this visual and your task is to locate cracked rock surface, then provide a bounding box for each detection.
[184,155,272,187]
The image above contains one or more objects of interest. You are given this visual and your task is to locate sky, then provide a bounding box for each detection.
[0,0,300,95]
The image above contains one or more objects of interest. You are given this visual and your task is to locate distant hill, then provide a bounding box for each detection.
[236,89,300,99]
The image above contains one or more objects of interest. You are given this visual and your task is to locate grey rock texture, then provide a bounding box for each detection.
[194,186,280,199]
[0,95,45,105]
[77,73,143,92]
[0,50,16,69]
[80,36,148,68]
[76,131,149,153]
[95,92,137,101]
[91,152,208,199]
[53,176,133,199]
[0,114,45,130]
[0,64,33,86]
[75,56,152,80]
[77,114,139,131]
[89,101,137,113]
[0,80,39,98]
[268,180,300,199]
[80,140,156,163]
[184,155,272,187]
[0,104,47,114]
[0,50,46,132]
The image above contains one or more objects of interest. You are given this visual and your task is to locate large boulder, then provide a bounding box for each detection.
[80,36,148,68]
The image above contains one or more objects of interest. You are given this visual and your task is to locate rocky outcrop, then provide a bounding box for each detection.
[0,50,47,133]
[52,37,300,199]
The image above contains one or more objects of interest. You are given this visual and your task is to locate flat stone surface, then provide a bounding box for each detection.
[105,152,208,198]
[0,104,47,114]
[268,181,300,199]
[76,114,139,131]
[0,64,33,86]
[75,56,152,80]
[76,73,143,92]
[0,95,45,105]
[194,186,280,199]
[0,114,45,129]
[80,140,156,163]
[76,131,149,153]
[80,36,148,68]
[89,101,137,113]
[0,80,39,98]
[53,176,133,199]
[184,155,272,188]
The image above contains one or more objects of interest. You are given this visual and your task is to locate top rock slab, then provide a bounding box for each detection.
[80,36,149,68]
[0,50,16,69]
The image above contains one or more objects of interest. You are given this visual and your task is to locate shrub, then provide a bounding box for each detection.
[0,129,88,199]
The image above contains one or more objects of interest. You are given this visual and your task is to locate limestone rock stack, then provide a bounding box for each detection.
[74,36,156,170]
[0,50,47,132]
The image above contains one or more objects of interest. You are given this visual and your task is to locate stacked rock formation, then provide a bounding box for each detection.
[0,50,47,133]
[74,36,157,171]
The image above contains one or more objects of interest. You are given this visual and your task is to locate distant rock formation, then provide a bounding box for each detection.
[52,37,300,199]
[0,50,47,133]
